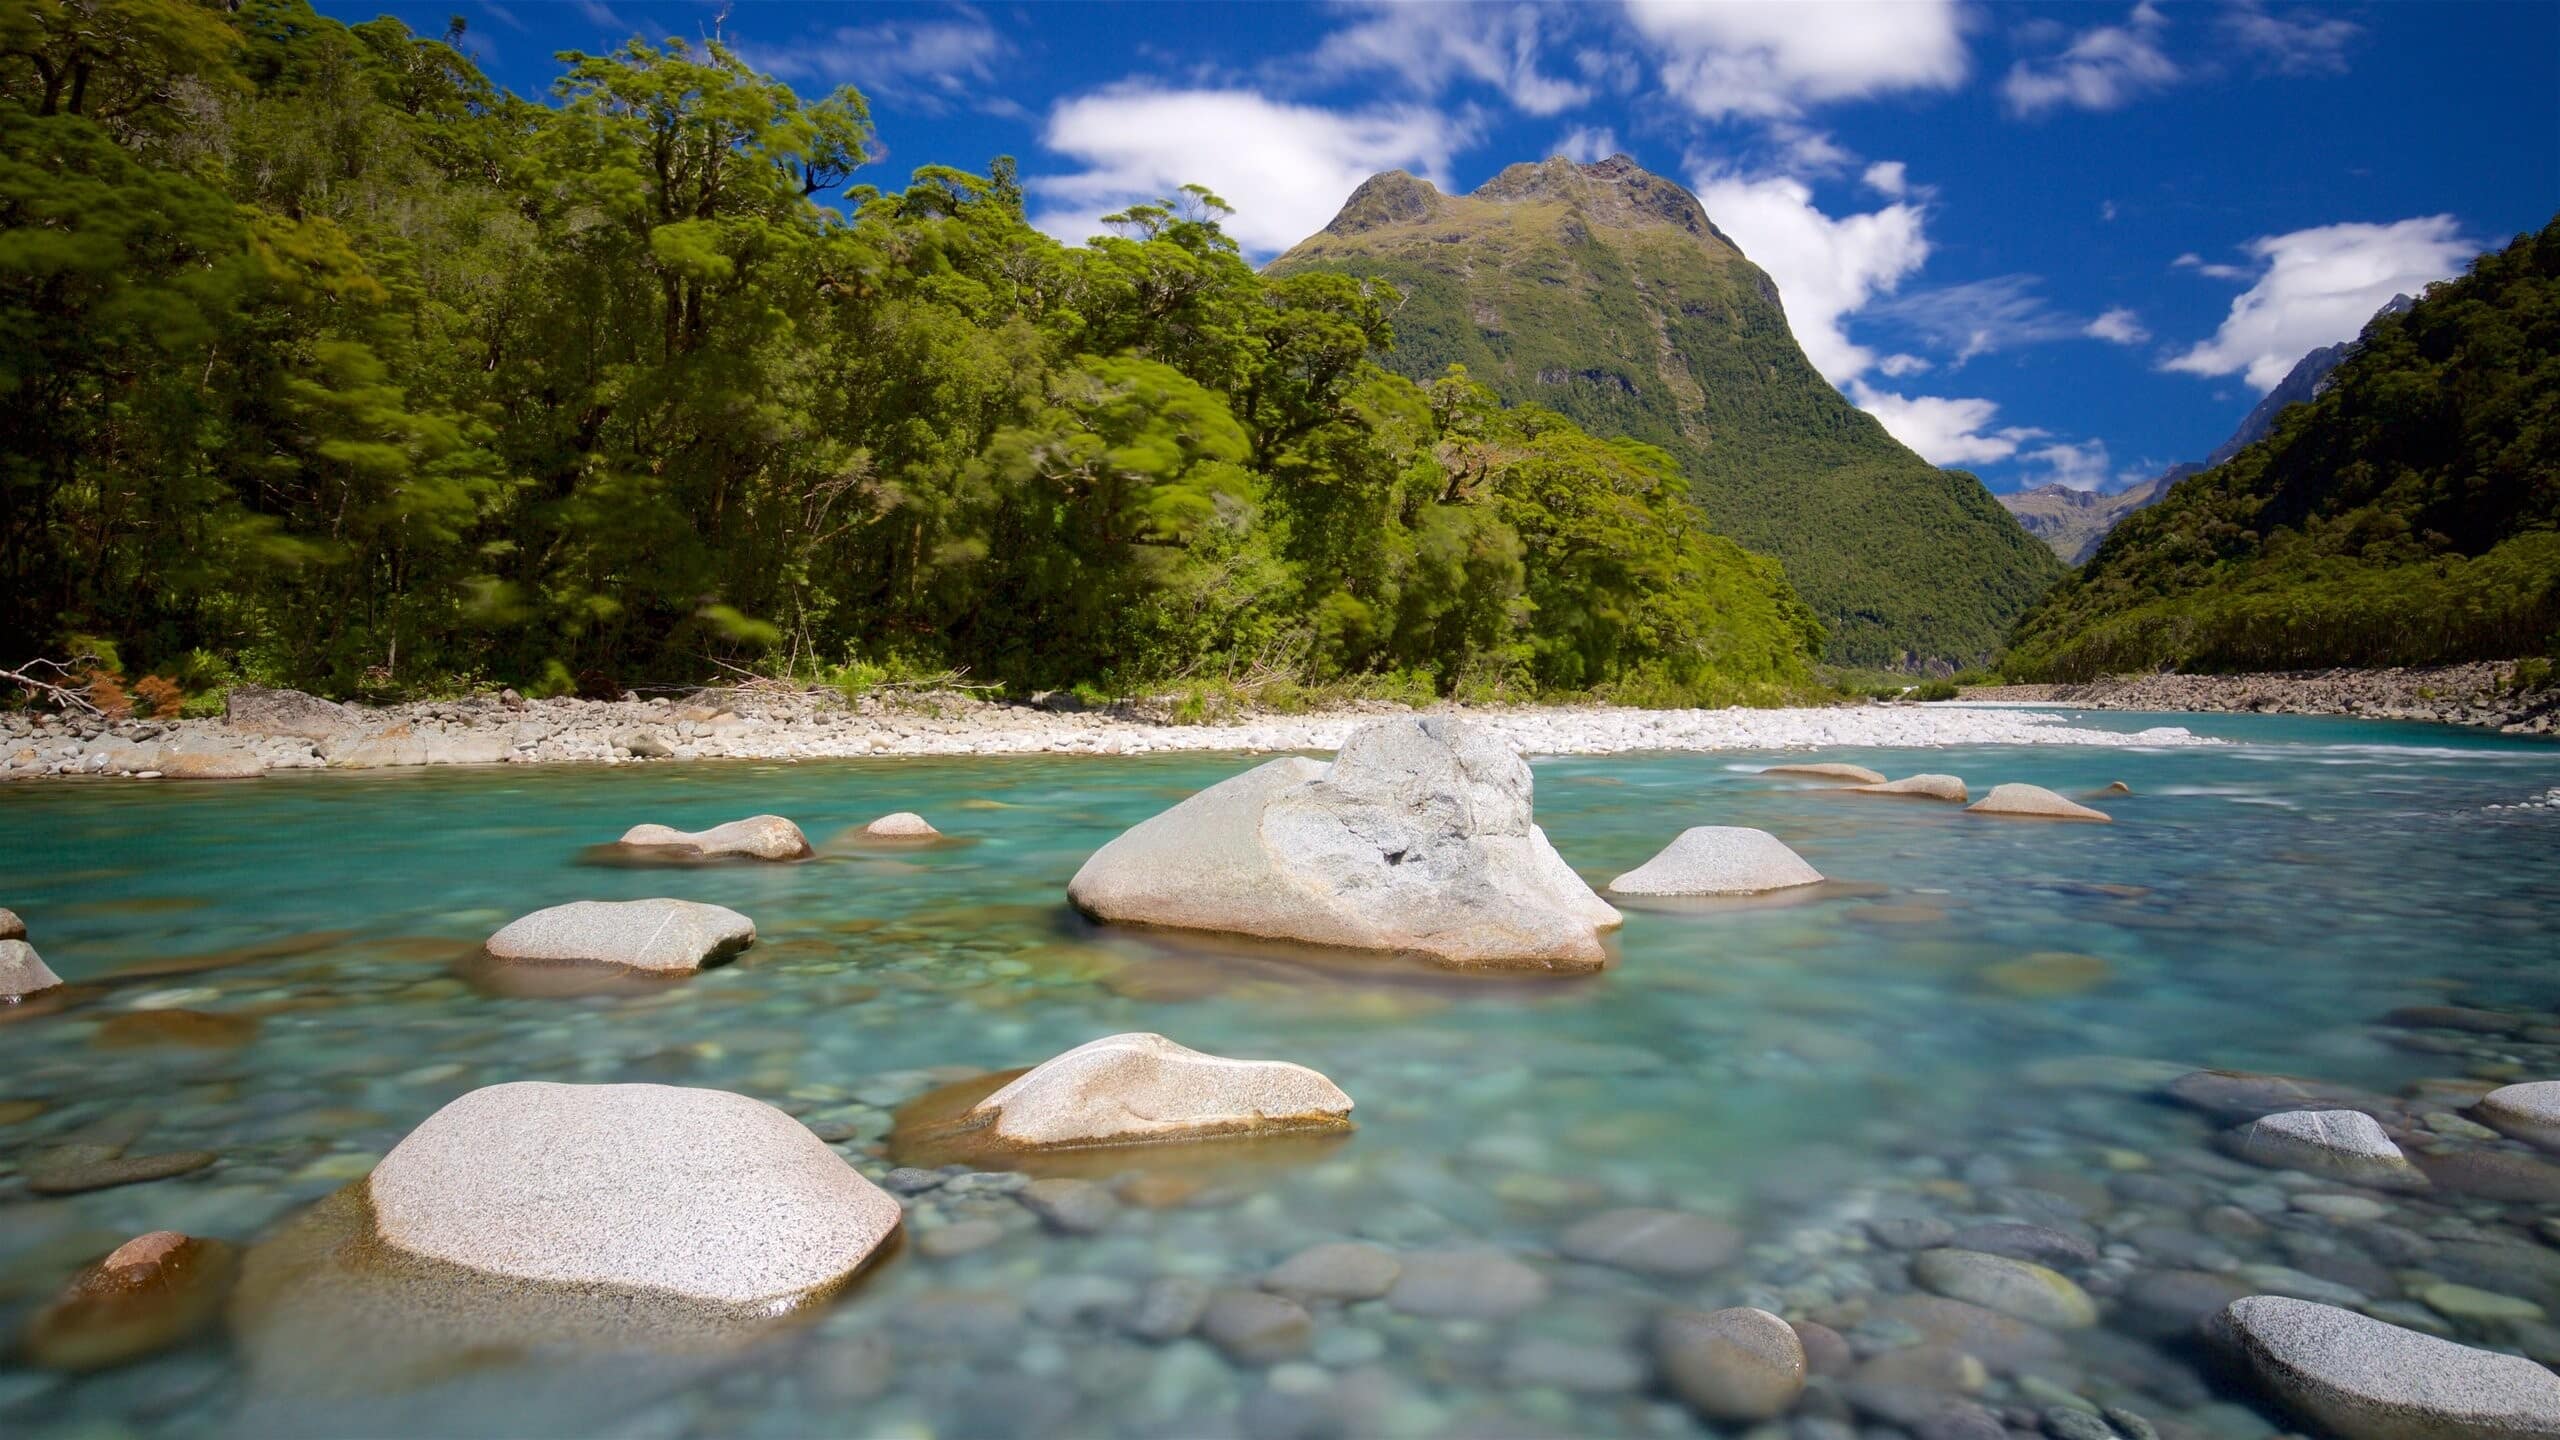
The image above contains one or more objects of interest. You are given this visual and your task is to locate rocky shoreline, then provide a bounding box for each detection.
[1966,660,2558,735]
[0,685,2213,782]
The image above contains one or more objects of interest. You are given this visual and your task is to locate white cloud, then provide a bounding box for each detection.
[1845,381,2043,467]
[1687,165,1930,384]
[1876,352,1932,378]
[2222,1,2361,75]
[1868,274,2084,365]
[1031,86,1466,255]
[1313,2,1591,116]
[2019,439,2114,490]
[748,10,1006,111]
[2003,1,2179,116]
[1555,125,1621,164]
[1862,161,1908,198]
[2085,306,2149,344]
[1625,0,1970,120]
[2173,250,2252,281]
[2165,216,2473,390]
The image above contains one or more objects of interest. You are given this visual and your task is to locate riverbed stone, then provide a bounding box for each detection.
[1656,1306,1808,1422]
[1066,716,1622,969]
[1762,762,1886,784]
[1384,1248,1547,1319]
[482,899,756,973]
[963,1032,1352,1148]
[1912,1249,2098,1330]
[2212,1294,2560,1440]
[2118,1269,2255,1340]
[1018,1177,1119,1234]
[615,815,811,861]
[862,812,940,839]
[2420,1148,2560,1203]
[1849,774,1969,802]
[2475,1082,2560,1152]
[1557,1207,1743,1276]
[1502,1336,1645,1393]
[22,1232,236,1371]
[1605,827,1823,896]
[1265,1242,1400,1301]
[366,1081,902,1308]
[2,939,63,1000]
[2226,1110,2427,1190]
[1128,1276,1212,1341]
[1200,1289,1312,1364]
[2164,1069,2403,1124]
[1966,784,2111,822]
[1945,1223,2099,1272]
[1976,952,2113,998]
[26,1149,218,1195]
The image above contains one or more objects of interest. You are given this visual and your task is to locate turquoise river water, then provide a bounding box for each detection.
[3,710,2558,1439]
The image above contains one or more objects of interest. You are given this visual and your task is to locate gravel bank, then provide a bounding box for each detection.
[1966,661,2557,735]
[1,688,2211,782]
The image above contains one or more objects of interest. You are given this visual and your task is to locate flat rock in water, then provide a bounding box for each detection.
[1850,774,1969,803]
[2,938,63,1000]
[963,1032,1351,1148]
[1655,1306,1808,1422]
[24,1231,236,1371]
[615,815,810,861]
[1911,1249,2098,1329]
[1264,1241,1400,1301]
[483,899,755,972]
[2475,1081,2560,1152]
[1557,1207,1743,1276]
[2226,1110,2428,1190]
[1944,1222,2098,1272]
[1384,1247,1547,1319]
[2163,1069,2405,1125]
[367,1082,901,1308]
[1882,1293,2069,1366]
[1762,762,1886,784]
[1066,716,1621,970]
[1605,828,1823,897]
[27,1150,218,1195]
[1199,1289,1311,1364]
[1966,783,2110,822]
[2417,1147,2560,1204]
[2213,1294,2560,1440]
[1017,1176,1119,1234]
[862,812,940,839]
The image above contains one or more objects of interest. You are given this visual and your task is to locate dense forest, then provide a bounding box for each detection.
[0,0,1825,709]
[2004,218,2560,681]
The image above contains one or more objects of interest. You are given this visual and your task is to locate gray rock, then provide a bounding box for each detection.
[1128,1276,1212,1341]
[1656,1306,1808,1422]
[0,906,21,940]
[482,899,755,973]
[1,938,62,1001]
[1019,1177,1119,1234]
[613,728,674,759]
[1605,827,1823,896]
[916,1218,1004,1258]
[615,815,810,861]
[26,1149,218,1195]
[1384,1248,1547,1319]
[2213,1294,2560,1440]
[1558,1207,1743,1276]
[1264,1242,1400,1302]
[881,1167,946,1195]
[964,1032,1351,1147]
[1199,1289,1312,1364]
[2476,1082,2560,1152]
[2118,1269,2254,1340]
[2419,1148,2560,1203]
[1945,1222,2098,1272]
[1881,1293,2069,1367]
[1911,1249,2097,1329]
[1965,783,2110,822]
[1501,1335,1645,1392]
[365,1082,902,1307]
[2045,1409,2116,1440]
[1066,716,1622,969]
[2164,1069,2403,1125]
[223,685,355,739]
[2226,1110,2428,1190]
[157,745,265,779]
[1868,1217,1958,1251]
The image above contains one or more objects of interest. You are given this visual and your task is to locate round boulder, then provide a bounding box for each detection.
[2,939,63,1001]
[963,1032,1351,1148]
[1655,1306,1808,1422]
[1849,774,1969,803]
[367,1082,902,1309]
[0,906,25,940]
[2225,1110,2428,1190]
[862,812,941,840]
[1761,762,1885,784]
[1966,783,2111,823]
[1606,828,1823,897]
[23,1231,236,1371]
[483,899,755,973]
[616,815,810,861]
[1911,1249,2097,1329]
[2213,1294,2560,1440]
[1067,716,1621,970]
[2474,1082,2560,1152]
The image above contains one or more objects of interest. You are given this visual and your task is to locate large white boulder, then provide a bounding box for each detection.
[1,939,63,1001]
[1067,716,1620,969]
[1967,783,2111,823]
[2214,1295,2560,1440]
[616,815,810,861]
[965,1033,1352,1148]
[1607,827,1822,897]
[367,1082,901,1308]
[2226,1109,2428,1190]
[2475,1082,2560,1152]
[483,899,754,972]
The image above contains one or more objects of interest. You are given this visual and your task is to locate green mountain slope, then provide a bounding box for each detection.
[1268,155,2064,668]
[2004,218,2560,681]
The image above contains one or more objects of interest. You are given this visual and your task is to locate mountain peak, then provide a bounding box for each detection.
[1320,170,1444,237]
[1469,154,1737,250]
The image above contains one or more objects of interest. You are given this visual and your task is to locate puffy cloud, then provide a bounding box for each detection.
[2085,306,2149,344]
[1624,0,1970,120]
[2003,1,2179,116]
[1687,166,1930,384]
[1862,161,1908,198]
[2165,216,2473,390]
[1312,2,1591,115]
[2222,1,2361,75]
[1030,87,1466,255]
[1844,381,2043,468]
[1555,125,1621,164]
[1876,353,1932,378]
[2018,439,2114,491]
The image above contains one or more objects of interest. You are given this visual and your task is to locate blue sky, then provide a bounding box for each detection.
[322,1,2558,494]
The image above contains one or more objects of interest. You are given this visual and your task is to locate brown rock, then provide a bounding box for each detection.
[23,1232,236,1370]
[93,1010,258,1049]
[1655,1306,1808,1422]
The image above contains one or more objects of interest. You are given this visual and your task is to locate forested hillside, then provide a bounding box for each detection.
[1271,157,2064,669]
[2004,219,2560,680]
[0,1,1823,707]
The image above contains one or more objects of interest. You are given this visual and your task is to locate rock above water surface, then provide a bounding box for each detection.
[483,899,755,972]
[1066,715,1621,969]
[1911,1249,2098,1330]
[2,938,63,1000]
[2213,1294,2560,1440]
[2226,1110,2428,1190]
[224,685,355,739]
[0,906,23,940]
[1655,1306,1808,1422]
[1557,1207,1743,1276]
[962,1032,1351,1148]
[615,815,811,861]
[862,812,941,839]
[1605,828,1823,897]
[1762,762,1885,784]
[1966,783,2111,822]
[2475,1082,2560,1152]
[367,1082,901,1308]
[23,1231,237,1371]
[1850,774,1969,802]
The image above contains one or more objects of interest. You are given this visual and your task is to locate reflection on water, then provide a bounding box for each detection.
[1,713,2557,1437]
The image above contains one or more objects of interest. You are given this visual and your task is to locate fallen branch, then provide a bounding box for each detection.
[2,657,106,717]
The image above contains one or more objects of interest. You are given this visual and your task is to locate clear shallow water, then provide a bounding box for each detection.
[3,712,2557,1438]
